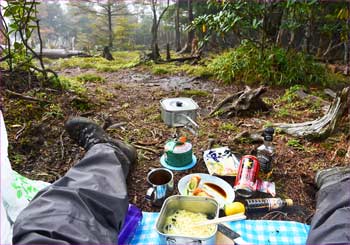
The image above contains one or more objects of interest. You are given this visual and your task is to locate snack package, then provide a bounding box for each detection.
[203,147,240,176]
[255,179,276,197]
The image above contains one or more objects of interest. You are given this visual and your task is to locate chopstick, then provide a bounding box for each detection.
[191,213,246,227]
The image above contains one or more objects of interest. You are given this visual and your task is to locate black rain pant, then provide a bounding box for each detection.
[306,179,350,244]
[13,143,131,245]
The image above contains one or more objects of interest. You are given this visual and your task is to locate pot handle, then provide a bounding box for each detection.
[166,237,202,244]
[145,187,155,202]
[180,114,199,136]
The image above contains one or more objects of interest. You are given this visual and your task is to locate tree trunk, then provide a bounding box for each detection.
[151,0,160,60]
[345,3,350,75]
[175,0,181,52]
[150,0,169,61]
[107,2,113,49]
[166,43,171,61]
[302,7,312,54]
[180,0,194,53]
[275,10,285,46]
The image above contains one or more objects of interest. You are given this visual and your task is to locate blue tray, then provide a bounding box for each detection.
[160,154,197,171]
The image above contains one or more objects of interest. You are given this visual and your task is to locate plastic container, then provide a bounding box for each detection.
[118,204,143,245]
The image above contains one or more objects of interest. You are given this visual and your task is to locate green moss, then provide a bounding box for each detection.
[52,51,140,71]
[179,90,209,97]
[145,61,213,78]
[54,76,87,95]
[76,73,105,83]
[152,66,169,75]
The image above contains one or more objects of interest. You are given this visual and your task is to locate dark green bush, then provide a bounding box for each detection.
[209,42,331,87]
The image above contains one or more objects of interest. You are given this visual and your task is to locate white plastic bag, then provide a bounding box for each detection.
[1,111,50,244]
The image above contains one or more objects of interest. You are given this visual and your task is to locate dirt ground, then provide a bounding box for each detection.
[3,67,350,224]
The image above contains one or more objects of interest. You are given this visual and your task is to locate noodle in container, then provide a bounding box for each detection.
[155,195,219,244]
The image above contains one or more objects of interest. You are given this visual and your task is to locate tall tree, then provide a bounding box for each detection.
[150,0,170,60]
[180,0,194,53]
[175,0,181,51]
[71,0,131,49]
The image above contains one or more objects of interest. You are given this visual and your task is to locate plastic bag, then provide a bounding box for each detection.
[1,112,50,244]
[118,204,143,245]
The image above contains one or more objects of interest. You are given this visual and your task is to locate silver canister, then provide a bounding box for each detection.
[146,168,174,206]
[156,195,219,245]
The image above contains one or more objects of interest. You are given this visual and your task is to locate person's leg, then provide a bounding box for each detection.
[13,117,137,245]
[306,167,350,245]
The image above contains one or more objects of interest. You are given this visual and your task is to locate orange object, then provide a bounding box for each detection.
[179,136,187,144]
[193,188,213,198]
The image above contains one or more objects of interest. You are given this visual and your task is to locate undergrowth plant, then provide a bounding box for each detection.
[208,42,332,87]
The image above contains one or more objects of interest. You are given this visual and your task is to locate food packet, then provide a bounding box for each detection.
[255,178,276,197]
[203,147,240,176]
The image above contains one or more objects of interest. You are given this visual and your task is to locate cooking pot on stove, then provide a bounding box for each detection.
[160,98,199,134]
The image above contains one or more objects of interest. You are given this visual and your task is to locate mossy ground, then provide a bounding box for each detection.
[3,49,350,224]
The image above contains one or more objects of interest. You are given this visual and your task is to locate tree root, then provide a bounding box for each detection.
[274,87,350,140]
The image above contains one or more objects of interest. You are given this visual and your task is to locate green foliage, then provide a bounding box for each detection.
[70,98,94,111]
[2,0,40,71]
[280,85,306,103]
[219,122,237,132]
[76,73,105,83]
[43,104,64,119]
[179,90,210,97]
[10,152,26,165]
[208,42,331,86]
[287,139,304,151]
[276,108,290,118]
[52,76,87,95]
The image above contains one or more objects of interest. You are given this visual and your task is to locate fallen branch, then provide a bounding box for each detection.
[0,54,9,62]
[167,55,200,63]
[133,144,158,154]
[5,89,50,103]
[324,88,337,99]
[232,130,264,143]
[273,87,350,140]
[15,123,26,140]
[107,122,127,130]
[209,86,269,117]
[60,130,65,160]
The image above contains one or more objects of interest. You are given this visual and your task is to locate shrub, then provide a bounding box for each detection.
[209,42,331,87]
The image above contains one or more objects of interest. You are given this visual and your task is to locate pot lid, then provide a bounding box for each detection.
[160,98,199,111]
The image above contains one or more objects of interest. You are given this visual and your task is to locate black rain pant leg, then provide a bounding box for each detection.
[306,179,350,245]
[13,143,131,245]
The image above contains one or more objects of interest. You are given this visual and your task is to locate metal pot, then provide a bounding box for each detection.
[155,195,219,245]
[160,98,199,134]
